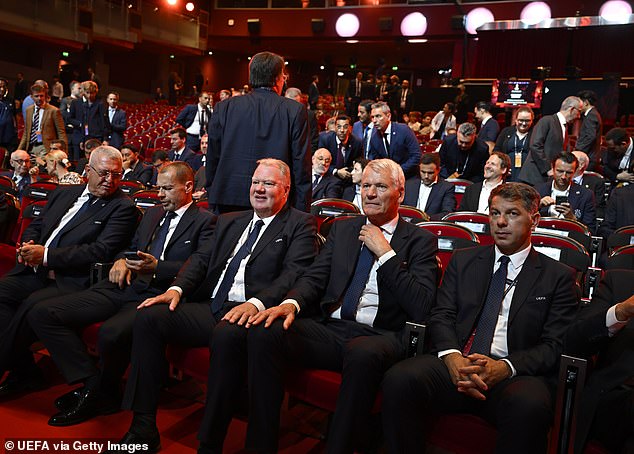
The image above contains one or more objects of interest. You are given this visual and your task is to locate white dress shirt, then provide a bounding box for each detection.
[156,202,192,260]
[477,179,503,214]
[417,179,436,211]
[548,181,570,218]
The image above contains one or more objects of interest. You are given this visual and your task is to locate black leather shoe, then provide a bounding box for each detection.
[54,387,84,411]
[0,369,46,399]
[48,388,120,426]
[103,432,161,454]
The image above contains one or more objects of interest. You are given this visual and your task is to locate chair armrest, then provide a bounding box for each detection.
[90,262,113,286]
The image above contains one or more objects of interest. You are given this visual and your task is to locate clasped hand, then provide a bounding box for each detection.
[17,240,44,267]
[444,352,510,401]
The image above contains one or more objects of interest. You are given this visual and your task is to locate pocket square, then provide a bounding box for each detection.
[94,220,102,224]
[275,238,283,243]
[184,240,191,244]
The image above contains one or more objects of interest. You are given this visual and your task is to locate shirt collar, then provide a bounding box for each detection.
[551,180,571,193]
[421,176,438,187]
[556,111,567,126]
[367,215,399,235]
[172,201,192,219]
[252,211,277,227]
[494,243,531,271]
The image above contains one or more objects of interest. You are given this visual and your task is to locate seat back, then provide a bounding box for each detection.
[606,244,634,270]
[445,178,473,207]
[0,192,20,244]
[536,217,592,252]
[16,200,47,243]
[442,211,493,245]
[417,221,480,273]
[532,232,590,277]
[310,198,360,218]
[119,180,146,196]
[132,190,161,211]
[606,225,634,253]
[0,175,16,195]
[398,205,429,223]
[318,213,362,238]
[20,181,58,211]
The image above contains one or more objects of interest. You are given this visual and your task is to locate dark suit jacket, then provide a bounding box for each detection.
[124,160,153,186]
[395,88,413,121]
[312,173,342,201]
[598,184,634,237]
[317,131,363,170]
[286,216,438,331]
[477,117,500,143]
[536,181,597,234]
[206,88,311,211]
[121,204,215,292]
[578,173,605,218]
[308,82,319,110]
[18,104,67,151]
[341,184,357,203]
[12,184,138,292]
[430,245,578,376]
[439,135,490,183]
[575,108,602,170]
[403,177,456,220]
[169,147,202,172]
[368,122,421,178]
[176,103,212,130]
[307,109,319,154]
[519,114,565,186]
[107,108,127,150]
[458,181,484,212]
[68,99,110,143]
[174,207,318,305]
[564,270,634,454]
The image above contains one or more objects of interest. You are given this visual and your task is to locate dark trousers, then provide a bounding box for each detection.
[186,134,201,153]
[590,386,634,454]
[27,281,154,393]
[121,301,215,414]
[381,354,553,454]
[0,273,66,374]
[243,318,405,454]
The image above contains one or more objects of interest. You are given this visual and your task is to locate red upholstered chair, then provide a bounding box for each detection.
[606,225,634,254]
[398,205,429,223]
[311,198,361,233]
[532,232,590,287]
[0,192,20,245]
[606,243,634,270]
[0,242,16,277]
[20,181,58,212]
[153,135,172,151]
[0,175,16,195]
[318,213,362,238]
[442,211,493,245]
[118,180,146,196]
[536,217,592,252]
[15,200,47,243]
[196,200,209,210]
[445,178,473,207]
[417,221,479,275]
[166,346,210,382]
[132,190,161,211]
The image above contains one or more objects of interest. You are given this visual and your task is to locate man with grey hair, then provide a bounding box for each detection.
[233,158,438,454]
[285,86,318,153]
[206,51,311,213]
[572,150,605,218]
[0,145,138,399]
[520,95,583,186]
[439,122,490,182]
[108,158,317,450]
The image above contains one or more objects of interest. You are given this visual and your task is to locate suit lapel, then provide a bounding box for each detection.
[249,208,288,262]
[218,212,252,264]
[138,207,166,251]
[509,248,542,323]
[345,216,367,278]
[425,184,439,211]
[60,196,110,236]
[41,186,86,240]
[474,247,495,312]
[165,204,198,252]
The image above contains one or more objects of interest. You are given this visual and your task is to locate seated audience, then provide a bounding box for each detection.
[430,102,456,140]
[6,149,38,201]
[317,114,363,183]
[572,150,606,219]
[494,107,534,182]
[44,149,83,185]
[598,181,634,238]
[198,159,437,454]
[76,138,102,177]
[419,114,433,137]
[407,111,422,133]
[150,150,171,187]
[404,152,456,219]
[382,182,578,454]
[121,143,152,186]
[342,157,368,212]
[460,151,511,214]
[439,122,489,183]
[28,162,215,426]
[168,127,201,172]
[537,152,596,233]
[311,148,342,201]
[565,270,634,454]
[602,127,634,188]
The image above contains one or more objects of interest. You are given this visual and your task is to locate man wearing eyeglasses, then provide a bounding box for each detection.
[4,149,38,201]
[0,146,138,400]
[519,96,582,187]
[494,107,534,182]
[104,159,316,451]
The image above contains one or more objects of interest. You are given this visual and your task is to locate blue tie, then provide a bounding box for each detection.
[211,220,265,316]
[47,194,95,249]
[468,256,511,356]
[340,244,375,320]
[148,211,176,259]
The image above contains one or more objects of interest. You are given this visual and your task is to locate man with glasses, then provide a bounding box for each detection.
[311,148,342,201]
[519,96,582,186]
[0,146,138,399]
[105,159,317,451]
[494,107,534,182]
[5,149,38,201]
[206,51,311,214]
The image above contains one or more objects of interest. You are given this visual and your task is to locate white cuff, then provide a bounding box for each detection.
[248,297,265,313]
[280,299,300,314]
[501,358,517,378]
[438,348,462,359]
[607,304,629,336]
[377,249,396,266]
[168,286,183,296]
[43,247,48,267]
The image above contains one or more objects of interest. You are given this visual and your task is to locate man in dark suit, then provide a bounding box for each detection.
[565,270,634,454]
[598,183,634,238]
[68,81,110,161]
[404,152,456,220]
[494,106,534,182]
[106,92,127,151]
[352,99,373,158]
[382,182,578,454]
[537,152,596,234]
[175,91,212,152]
[218,159,438,454]
[311,148,342,201]
[459,152,511,213]
[121,143,152,186]
[6,149,38,201]
[368,101,421,178]
[317,114,363,181]
[439,122,489,183]
[308,75,319,110]
[519,96,582,186]
[345,71,364,118]
[60,81,83,159]
[341,157,368,211]
[0,78,16,152]
[28,162,215,426]
[285,87,318,153]
[395,79,413,123]
[168,127,201,172]
[576,90,603,172]
[206,52,311,214]
[572,150,606,218]
[109,159,317,450]
[602,128,634,187]
[475,101,500,143]
[0,146,138,397]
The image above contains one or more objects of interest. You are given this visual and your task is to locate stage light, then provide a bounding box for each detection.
[337,72,344,77]
[400,12,427,36]
[336,13,360,38]
[320,65,325,70]
[166,0,177,6]
[520,2,551,25]
[185,2,195,11]
[208,51,213,55]
[465,7,494,35]
[346,39,359,43]
[392,66,398,71]
[408,39,428,43]
[599,1,632,22]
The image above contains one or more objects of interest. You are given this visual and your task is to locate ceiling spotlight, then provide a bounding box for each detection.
[600,0,633,22]
[408,38,428,43]
[167,0,177,6]
[169,54,175,59]
[336,13,360,38]
[520,2,551,26]
[208,51,213,55]
[401,12,427,37]
[346,39,359,44]
[320,65,325,70]
[465,7,494,35]
[337,71,344,77]
[185,2,195,11]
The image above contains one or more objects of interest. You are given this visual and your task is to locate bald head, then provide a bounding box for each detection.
[10,150,31,177]
[312,148,332,176]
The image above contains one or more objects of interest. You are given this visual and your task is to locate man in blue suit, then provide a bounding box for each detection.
[317,114,363,182]
[404,152,456,220]
[475,101,499,143]
[537,152,596,234]
[368,101,421,178]
[106,92,127,150]
[175,91,212,152]
[168,127,201,172]
[352,99,373,158]
[68,81,110,160]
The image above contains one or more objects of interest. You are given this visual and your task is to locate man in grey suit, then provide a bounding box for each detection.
[519,96,582,186]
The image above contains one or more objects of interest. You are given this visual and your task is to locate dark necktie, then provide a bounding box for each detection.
[148,211,176,259]
[467,256,511,356]
[200,109,206,137]
[313,174,320,189]
[30,107,40,145]
[340,244,375,320]
[47,194,96,249]
[363,126,370,158]
[174,152,181,161]
[356,81,360,97]
[383,133,390,157]
[16,177,28,200]
[211,219,265,316]
[337,142,345,169]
